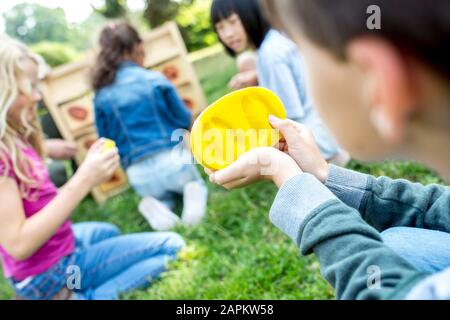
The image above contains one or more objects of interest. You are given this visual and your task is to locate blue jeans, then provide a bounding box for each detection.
[381,227,450,273]
[11,222,185,300]
[127,147,204,209]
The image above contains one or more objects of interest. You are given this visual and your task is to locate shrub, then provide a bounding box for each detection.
[31,42,80,67]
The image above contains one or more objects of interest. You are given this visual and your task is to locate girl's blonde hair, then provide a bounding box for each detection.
[0,35,45,200]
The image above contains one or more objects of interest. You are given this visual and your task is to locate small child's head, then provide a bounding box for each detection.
[0,35,45,195]
[211,0,270,56]
[263,0,450,179]
[91,21,144,91]
[237,51,257,73]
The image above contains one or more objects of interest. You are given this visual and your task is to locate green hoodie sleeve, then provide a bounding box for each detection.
[269,173,429,300]
[325,165,450,233]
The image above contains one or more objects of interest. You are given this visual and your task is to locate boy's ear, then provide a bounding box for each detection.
[347,37,418,143]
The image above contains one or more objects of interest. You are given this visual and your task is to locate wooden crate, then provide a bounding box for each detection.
[152,56,190,87]
[40,22,207,203]
[176,83,205,114]
[59,93,94,138]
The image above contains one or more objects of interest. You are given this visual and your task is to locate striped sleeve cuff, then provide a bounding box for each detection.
[324,165,370,211]
[269,173,337,246]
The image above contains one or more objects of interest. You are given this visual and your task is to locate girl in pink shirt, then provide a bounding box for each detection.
[0,35,185,300]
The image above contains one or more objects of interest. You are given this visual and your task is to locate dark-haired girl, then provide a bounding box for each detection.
[211,0,348,165]
[92,22,208,231]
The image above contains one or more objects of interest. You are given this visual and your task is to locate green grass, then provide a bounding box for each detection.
[0,49,443,300]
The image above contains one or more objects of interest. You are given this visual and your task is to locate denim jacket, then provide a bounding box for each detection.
[94,61,192,169]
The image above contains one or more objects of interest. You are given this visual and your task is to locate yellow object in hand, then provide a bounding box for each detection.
[103,139,116,151]
[190,87,286,170]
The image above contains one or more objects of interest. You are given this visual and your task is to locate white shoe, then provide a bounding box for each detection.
[181,181,208,227]
[138,197,180,231]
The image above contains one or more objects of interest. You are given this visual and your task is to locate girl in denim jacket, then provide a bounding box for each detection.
[92,22,208,231]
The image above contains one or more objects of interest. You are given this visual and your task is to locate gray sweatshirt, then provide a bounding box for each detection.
[269,165,450,299]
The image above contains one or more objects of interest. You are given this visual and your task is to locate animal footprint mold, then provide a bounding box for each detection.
[183,98,195,110]
[190,87,286,170]
[162,65,179,82]
[68,106,88,121]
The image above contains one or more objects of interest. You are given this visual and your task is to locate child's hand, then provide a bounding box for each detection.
[76,139,120,188]
[269,115,329,183]
[228,70,258,90]
[44,139,78,160]
[206,147,302,189]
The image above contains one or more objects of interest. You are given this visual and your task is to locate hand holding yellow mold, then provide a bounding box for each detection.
[190,87,286,170]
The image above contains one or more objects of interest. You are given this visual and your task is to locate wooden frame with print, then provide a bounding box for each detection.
[40,22,207,203]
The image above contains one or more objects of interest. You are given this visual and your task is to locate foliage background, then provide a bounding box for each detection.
[2,0,217,67]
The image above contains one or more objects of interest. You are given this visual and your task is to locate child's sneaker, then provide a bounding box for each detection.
[182,181,208,227]
[138,197,180,231]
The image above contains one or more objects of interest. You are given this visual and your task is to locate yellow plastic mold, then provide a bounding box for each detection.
[103,139,116,151]
[190,87,286,170]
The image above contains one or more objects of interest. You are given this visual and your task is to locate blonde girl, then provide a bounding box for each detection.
[0,35,185,300]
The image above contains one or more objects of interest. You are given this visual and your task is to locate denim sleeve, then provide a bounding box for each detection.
[325,165,450,233]
[259,62,305,120]
[269,173,428,300]
[161,81,192,130]
[93,95,108,139]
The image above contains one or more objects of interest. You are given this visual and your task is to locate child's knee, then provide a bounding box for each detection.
[97,222,121,237]
[164,232,186,251]
[381,227,411,247]
[381,227,425,260]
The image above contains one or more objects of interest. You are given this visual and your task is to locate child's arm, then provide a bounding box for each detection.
[160,80,192,130]
[270,116,450,234]
[269,172,429,300]
[0,173,91,260]
[44,139,77,160]
[94,96,109,140]
[0,141,119,261]
[208,146,429,299]
[324,164,450,233]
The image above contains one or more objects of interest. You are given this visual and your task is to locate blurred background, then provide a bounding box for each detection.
[0,0,444,301]
[0,0,218,67]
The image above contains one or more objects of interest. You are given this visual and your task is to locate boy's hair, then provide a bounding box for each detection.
[211,0,271,56]
[91,21,142,91]
[0,35,45,199]
[262,0,450,82]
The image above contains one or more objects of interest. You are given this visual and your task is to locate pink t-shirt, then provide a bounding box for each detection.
[0,145,74,281]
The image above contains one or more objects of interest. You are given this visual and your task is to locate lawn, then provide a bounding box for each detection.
[0,50,444,300]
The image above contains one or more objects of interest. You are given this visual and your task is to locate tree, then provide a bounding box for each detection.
[71,13,108,51]
[93,0,193,29]
[92,0,127,19]
[176,0,217,51]
[94,0,215,52]
[143,0,193,28]
[31,42,80,67]
[3,3,72,45]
